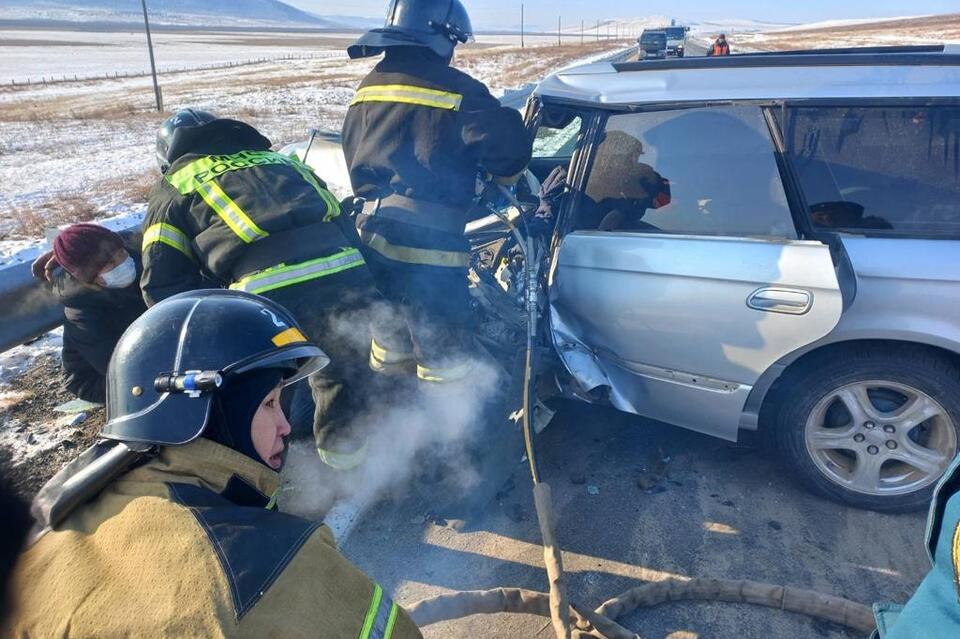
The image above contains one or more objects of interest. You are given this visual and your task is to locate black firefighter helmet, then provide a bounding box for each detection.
[348,0,474,60]
[100,290,328,447]
[155,108,216,173]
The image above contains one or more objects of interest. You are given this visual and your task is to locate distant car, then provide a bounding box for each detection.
[663,25,689,57]
[289,46,960,513]
[638,30,667,60]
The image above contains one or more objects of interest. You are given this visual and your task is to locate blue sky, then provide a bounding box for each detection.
[289,0,957,29]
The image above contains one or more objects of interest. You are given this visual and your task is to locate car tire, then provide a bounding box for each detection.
[773,345,960,512]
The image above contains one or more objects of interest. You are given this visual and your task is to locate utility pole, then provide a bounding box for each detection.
[557,16,561,47]
[520,3,524,49]
[141,0,162,111]
[596,19,599,42]
[581,20,584,46]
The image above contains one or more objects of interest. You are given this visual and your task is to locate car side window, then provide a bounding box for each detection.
[532,113,583,159]
[778,105,960,238]
[576,106,795,238]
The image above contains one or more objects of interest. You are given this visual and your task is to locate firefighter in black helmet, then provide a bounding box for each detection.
[5,290,422,639]
[342,0,533,387]
[144,109,379,471]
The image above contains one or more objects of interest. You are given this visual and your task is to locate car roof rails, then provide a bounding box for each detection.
[613,45,960,72]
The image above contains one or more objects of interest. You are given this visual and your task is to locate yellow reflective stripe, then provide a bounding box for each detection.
[417,361,473,383]
[317,439,368,471]
[288,160,341,220]
[351,84,463,111]
[230,248,365,295]
[265,490,279,511]
[383,606,399,639]
[359,584,382,639]
[196,180,269,244]
[167,156,217,194]
[953,523,960,585]
[359,583,398,639]
[360,231,469,268]
[370,338,414,364]
[142,223,194,259]
[167,150,299,195]
[272,327,307,347]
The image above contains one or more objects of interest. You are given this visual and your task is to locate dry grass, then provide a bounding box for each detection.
[458,39,635,87]
[2,196,98,240]
[745,13,960,51]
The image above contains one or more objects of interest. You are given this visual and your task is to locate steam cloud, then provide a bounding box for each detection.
[279,300,509,520]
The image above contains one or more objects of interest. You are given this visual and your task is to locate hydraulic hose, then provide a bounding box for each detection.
[489,188,571,639]
[407,578,877,637]
[437,188,880,637]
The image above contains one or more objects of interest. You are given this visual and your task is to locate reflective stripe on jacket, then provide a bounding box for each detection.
[342,47,532,233]
[3,439,422,639]
[141,122,351,306]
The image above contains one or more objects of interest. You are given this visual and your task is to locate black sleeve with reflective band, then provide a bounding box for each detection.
[141,189,204,307]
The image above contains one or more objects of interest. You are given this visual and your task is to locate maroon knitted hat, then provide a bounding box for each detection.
[52,223,124,284]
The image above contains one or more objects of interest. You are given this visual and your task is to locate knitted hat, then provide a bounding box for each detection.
[52,223,124,284]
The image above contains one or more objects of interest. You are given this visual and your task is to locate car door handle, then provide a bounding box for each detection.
[746,288,812,315]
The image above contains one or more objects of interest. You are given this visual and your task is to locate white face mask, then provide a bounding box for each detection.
[100,255,137,289]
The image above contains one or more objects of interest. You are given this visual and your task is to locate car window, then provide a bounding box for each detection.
[778,105,960,238]
[532,115,583,158]
[576,106,795,237]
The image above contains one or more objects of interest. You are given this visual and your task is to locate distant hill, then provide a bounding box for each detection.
[0,0,372,28]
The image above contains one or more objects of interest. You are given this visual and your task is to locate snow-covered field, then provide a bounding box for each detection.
[734,13,960,50]
[0,29,633,263]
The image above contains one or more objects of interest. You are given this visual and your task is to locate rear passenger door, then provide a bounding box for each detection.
[549,105,844,441]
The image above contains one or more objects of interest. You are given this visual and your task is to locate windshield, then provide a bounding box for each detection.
[664,27,686,39]
[640,33,666,44]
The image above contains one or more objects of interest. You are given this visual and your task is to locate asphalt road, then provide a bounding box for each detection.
[341,401,927,639]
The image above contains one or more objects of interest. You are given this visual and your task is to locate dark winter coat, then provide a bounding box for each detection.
[341,47,532,233]
[53,248,146,403]
[141,120,352,306]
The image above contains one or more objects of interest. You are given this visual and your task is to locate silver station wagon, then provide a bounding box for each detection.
[296,46,960,512]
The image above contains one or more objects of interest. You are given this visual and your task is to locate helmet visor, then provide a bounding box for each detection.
[223,343,330,386]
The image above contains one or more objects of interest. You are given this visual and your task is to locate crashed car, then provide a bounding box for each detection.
[287,45,960,512]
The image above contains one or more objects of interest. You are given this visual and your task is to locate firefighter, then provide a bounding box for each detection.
[342,0,532,387]
[31,223,146,404]
[871,452,960,637]
[142,109,377,470]
[3,290,422,639]
[707,33,730,56]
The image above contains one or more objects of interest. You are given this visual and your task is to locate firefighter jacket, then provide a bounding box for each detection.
[142,119,363,306]
[53,249,146,403]
[341,47,532,235]
[872,453,960,638]
[5,437,422,639]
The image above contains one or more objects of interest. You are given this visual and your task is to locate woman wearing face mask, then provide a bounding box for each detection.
[6,291,422,638]
[31,223,146,404]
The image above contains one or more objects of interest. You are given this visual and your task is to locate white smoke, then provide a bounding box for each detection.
[279,301,509,520]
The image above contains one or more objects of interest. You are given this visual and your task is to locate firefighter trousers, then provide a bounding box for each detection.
[262,266,381,467]
[356,215,478,384]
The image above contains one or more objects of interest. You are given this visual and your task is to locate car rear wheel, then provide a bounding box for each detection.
[773,347,960,512]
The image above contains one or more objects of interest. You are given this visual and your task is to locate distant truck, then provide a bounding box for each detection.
[663,25,690,57]
[638,30,667,60]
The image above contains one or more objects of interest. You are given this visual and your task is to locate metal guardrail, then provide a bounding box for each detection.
[0,260,63,353]
[0,45,638,354]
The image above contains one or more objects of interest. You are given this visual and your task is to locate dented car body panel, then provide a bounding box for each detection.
[549,233,843,440]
